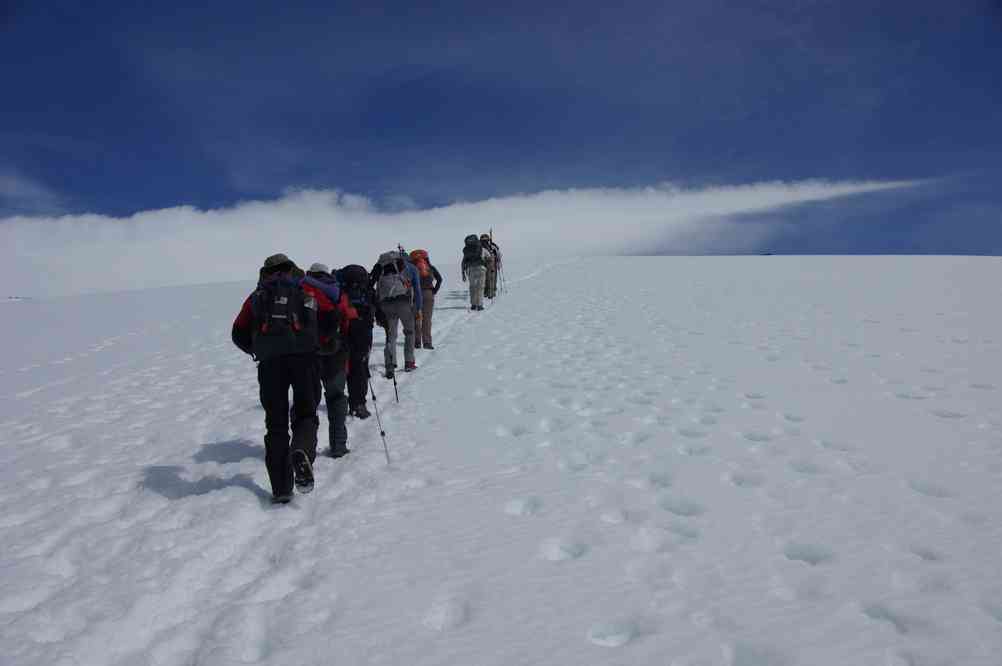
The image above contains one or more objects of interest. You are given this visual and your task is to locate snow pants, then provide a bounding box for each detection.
[415,289,435,347]
[468,265,486,308]
[381,297,415,370]
[484,259,497,299]
[346,313,373,409]
[317,354,349,456]
[258,353,320,496]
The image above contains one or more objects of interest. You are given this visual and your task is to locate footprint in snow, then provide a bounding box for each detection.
[659,496,706,517]
[539,537,588,561]
[504,497,542,516]
[815,438,854,453]
[789,459,825,475]
[783,542,835,566]
[724,470,765,488]
[677,442,713,456]
[908,480,953,499]
[423,595,470,631]
[587,620,637,647]
[861,603,932,635]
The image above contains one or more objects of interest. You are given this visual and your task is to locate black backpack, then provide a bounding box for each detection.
[463,235,484,266]
[249,278,318,361]
[339,264,374,314]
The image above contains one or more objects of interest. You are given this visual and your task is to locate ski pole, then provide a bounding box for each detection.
[392,370,399,403]
[368,378,391,465]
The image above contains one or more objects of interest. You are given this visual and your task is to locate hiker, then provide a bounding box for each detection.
[306,263,356,458]
[461,234,488,311]
[480,234,498,300]
[481,234,502,299]
[371,250,422,377]
[409,249,443,349]
[337,264,376,419]
[232,253,338,504]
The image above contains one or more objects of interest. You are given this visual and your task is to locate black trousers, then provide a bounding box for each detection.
[258,353,320,496]
[346,314,373,408]
[317,354,349,455]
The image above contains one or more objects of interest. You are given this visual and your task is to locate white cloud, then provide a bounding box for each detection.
[2,179,914,298]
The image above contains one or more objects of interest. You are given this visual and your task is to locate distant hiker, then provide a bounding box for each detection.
[462,234,488,311]
[371,250,422,377]
[409,249,443,349]
[306,263,356,458]
[337,264,376,419]
[232,253,337,504]
[480,234,499,300]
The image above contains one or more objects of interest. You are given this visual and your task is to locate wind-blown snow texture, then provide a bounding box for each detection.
[2,257,1001,665]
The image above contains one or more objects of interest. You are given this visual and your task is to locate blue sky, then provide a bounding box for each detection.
[2,1,1001,254]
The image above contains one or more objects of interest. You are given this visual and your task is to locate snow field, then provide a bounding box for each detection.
[1,257,1001,665]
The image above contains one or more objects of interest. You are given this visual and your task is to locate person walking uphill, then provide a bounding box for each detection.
[371,250,422,377]
[481,234,501,300]
[462,234,488,311]
[306,263,356,458]
[409,249,442,349]
[232,254,338,504]
[337,264,376,419]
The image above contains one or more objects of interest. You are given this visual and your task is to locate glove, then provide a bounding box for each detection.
[416,311,423,322]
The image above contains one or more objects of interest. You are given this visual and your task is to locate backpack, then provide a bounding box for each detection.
[409,249,431,279]
[339,264,371,306]
[376,251,411,302]
[249,278,318,361]
[463,235,484,267]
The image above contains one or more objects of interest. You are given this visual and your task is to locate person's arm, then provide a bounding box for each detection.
[408,264,423,312]
[231,296,254,356]
[431,265,443,293]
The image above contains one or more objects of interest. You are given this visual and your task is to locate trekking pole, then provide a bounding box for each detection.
[368,378,391,465]
[392,371,399,403]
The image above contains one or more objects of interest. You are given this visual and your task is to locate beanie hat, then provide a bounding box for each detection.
[308,263,330,275]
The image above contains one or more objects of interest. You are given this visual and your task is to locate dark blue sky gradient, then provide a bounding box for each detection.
[2,1,1001,234]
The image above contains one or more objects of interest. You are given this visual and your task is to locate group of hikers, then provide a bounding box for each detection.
[232,235,503,504]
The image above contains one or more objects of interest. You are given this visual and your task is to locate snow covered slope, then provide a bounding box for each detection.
[2,257,1002,666]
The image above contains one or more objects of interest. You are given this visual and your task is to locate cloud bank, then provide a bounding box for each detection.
[3,179,913,298]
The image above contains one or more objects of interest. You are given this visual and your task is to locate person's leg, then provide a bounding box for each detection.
[471,267,486,308]
[422,289,435,347]
[258,358,293,497]
[330,366,349,455]
[346,319,367,408]
[316,354,335,452]
[401,304,416,367]
[289,354,320,464]
[413,303,424,348]
[383,306,400,373]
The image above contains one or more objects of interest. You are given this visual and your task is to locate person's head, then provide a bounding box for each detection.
[480,234,490,245]
[261,253,295,278]
[307,262,330,278]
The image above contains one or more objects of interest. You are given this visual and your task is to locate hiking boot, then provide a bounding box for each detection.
[291,449,314,494]
[423,343,434,350]
[350,403,371,419]
[271,492,292,505]
[404,362,417,372]
[384,367,395,379]
[329,447,351,459]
